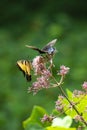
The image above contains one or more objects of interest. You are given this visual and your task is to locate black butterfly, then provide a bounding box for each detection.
[26,39,57,68]
[25,39,57,55]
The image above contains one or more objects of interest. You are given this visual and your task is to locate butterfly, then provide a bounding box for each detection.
[17,60,32,81]
[26,39,57,67]
[25,39,57,55]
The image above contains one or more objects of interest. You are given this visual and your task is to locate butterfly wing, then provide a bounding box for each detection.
[25,60,32,81]
[26,39,57,54]
[42,39,57,54]
[17,60,32,81]
[25,45,45,54]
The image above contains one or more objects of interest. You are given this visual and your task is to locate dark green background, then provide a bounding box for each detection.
[0,0,87,130]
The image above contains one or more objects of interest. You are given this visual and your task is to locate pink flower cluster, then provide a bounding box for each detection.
[82,81,87,91]
[55,96,64,112]
[28,55,70,94]
[58,65,70,76]
[41,114,54,123]
[74,115,82,122]
[32,56,45,75]
[28,56,52,94]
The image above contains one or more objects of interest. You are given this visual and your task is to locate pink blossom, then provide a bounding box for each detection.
[42,69,52,78]
[28,76,50,94]
[32,56,44,66]
[32,56,46,75]
[74,115,82,122]
[58,65,70,76]
[29,55,52,94]
[82,81,87,91]
[41,114,49,123]
[55,97,64,112]
[41,114,54,123]
[73,90,84,97]
[37,76,49,88]
[55,99,63,109]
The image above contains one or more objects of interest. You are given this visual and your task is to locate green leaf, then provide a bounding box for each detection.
[23,105,47,129]
[83,127,87,130]
[66,89,73,99]
[52,116,72,128]
[24,124,44,130]
[61,89,87,123]
[46,126,76,130]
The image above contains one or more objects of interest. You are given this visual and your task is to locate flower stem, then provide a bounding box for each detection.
[53,76,87,126]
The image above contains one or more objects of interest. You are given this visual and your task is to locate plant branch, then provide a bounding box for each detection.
[53,75,87,126]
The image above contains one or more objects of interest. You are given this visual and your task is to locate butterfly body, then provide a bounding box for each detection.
[17,60,32,81]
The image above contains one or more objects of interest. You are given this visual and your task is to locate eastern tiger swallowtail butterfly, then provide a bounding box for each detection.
[17,60,32,81]
[25,39,57,55]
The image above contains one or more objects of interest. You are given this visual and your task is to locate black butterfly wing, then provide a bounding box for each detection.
[25,45,45,54]
[26,74,31,81]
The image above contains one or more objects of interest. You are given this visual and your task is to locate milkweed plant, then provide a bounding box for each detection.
[19,39,87,130]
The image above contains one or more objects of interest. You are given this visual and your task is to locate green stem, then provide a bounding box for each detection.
[53,75,87,126]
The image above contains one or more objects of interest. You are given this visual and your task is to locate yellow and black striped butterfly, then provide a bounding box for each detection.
[25,39,57,55]
[17,60,32,81]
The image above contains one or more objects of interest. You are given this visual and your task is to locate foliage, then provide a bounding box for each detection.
[0,1,87,130]
[62,89,87,122]
[23,106,47,129]
[23,106,76,130]
[21,38,87,129]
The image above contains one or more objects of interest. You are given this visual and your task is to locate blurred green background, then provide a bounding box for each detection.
[0,0,87,130]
